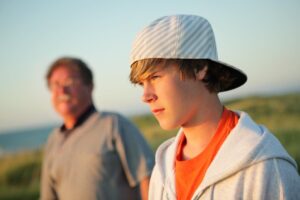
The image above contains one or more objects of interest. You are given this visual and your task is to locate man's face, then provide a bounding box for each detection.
[48,66,92,120]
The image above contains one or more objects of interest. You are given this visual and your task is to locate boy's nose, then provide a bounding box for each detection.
[142,93,158,103]
[141,86,157,103]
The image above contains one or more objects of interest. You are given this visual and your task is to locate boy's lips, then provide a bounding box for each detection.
[152,108,165,115]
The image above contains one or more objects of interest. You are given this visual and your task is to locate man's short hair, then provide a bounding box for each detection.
[46,57,93,86]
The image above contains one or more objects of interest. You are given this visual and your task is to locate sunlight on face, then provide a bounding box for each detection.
[49,66,92,119]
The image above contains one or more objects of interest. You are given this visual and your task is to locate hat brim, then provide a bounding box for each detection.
[208,59,247,92]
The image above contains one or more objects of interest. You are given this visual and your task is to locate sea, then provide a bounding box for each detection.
[0,125,55,156]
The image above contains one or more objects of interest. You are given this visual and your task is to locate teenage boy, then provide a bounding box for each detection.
[129,15,300,200]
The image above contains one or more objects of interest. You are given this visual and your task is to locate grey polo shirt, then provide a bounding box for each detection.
[40,111,154,200]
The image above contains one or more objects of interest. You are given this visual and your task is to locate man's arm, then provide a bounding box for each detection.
[40,155,57,200]
[140,176,150,200]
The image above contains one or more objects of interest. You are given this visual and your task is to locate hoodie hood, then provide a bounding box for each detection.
[153,111,297,199]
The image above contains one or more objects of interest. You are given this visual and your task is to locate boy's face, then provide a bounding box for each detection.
[139,63,208,130]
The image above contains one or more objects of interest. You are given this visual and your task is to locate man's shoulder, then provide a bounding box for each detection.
[48,127,61,137]
[44,127,62,149]
[98,111,132,124]
[99,111,121,118]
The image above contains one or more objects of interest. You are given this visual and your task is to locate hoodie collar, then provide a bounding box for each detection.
[154,111,296,199]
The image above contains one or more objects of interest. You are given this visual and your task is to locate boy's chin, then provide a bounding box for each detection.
[158,120,179,131]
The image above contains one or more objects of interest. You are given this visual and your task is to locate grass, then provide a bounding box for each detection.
[0,150,42,200]
[224,93,300,169]
[131,114,177,151]
[0,184,39,200]
[0,92,299,199]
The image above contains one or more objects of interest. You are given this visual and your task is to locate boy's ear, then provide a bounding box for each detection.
[195,66,208,81]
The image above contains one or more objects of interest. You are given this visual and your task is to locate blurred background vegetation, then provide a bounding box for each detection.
[0,92,299,200]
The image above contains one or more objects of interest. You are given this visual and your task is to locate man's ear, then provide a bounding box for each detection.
[195,66,208,81]
[88,84,94,92]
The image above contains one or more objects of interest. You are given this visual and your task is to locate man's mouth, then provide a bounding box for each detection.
[58,94,71,102]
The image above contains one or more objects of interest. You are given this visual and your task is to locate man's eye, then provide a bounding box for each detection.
[64,79,75,87]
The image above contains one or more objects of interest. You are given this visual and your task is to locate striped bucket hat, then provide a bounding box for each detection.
[130,14,247,91]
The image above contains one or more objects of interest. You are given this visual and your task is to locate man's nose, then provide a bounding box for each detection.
[52,84,70,94]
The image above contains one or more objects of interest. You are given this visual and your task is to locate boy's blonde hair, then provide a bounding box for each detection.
[130,59,238,93]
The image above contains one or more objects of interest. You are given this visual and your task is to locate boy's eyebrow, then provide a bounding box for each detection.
[136,70,159,85]
[140,72,153,82]
[144,69,163,79]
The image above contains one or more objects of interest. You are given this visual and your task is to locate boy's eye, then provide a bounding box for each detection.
[137,82,144,86]
[150,75,160,81]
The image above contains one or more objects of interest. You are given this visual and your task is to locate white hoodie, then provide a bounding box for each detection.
[149,111,300,200]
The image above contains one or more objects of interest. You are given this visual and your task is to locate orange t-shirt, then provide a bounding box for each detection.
[175,108,239,200]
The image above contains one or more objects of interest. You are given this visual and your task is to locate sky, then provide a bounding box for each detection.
[0,0,299,132]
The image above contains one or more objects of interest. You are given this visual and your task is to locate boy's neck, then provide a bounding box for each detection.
[181,97,223,160]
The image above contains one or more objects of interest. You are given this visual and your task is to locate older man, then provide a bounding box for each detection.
[41,57,154,200]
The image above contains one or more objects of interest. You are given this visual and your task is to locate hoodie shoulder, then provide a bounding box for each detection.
[201,111,298,189]
[151,135,179,200]
[235,111,296,167]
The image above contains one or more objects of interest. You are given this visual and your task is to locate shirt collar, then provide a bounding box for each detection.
[60,104,96,132]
